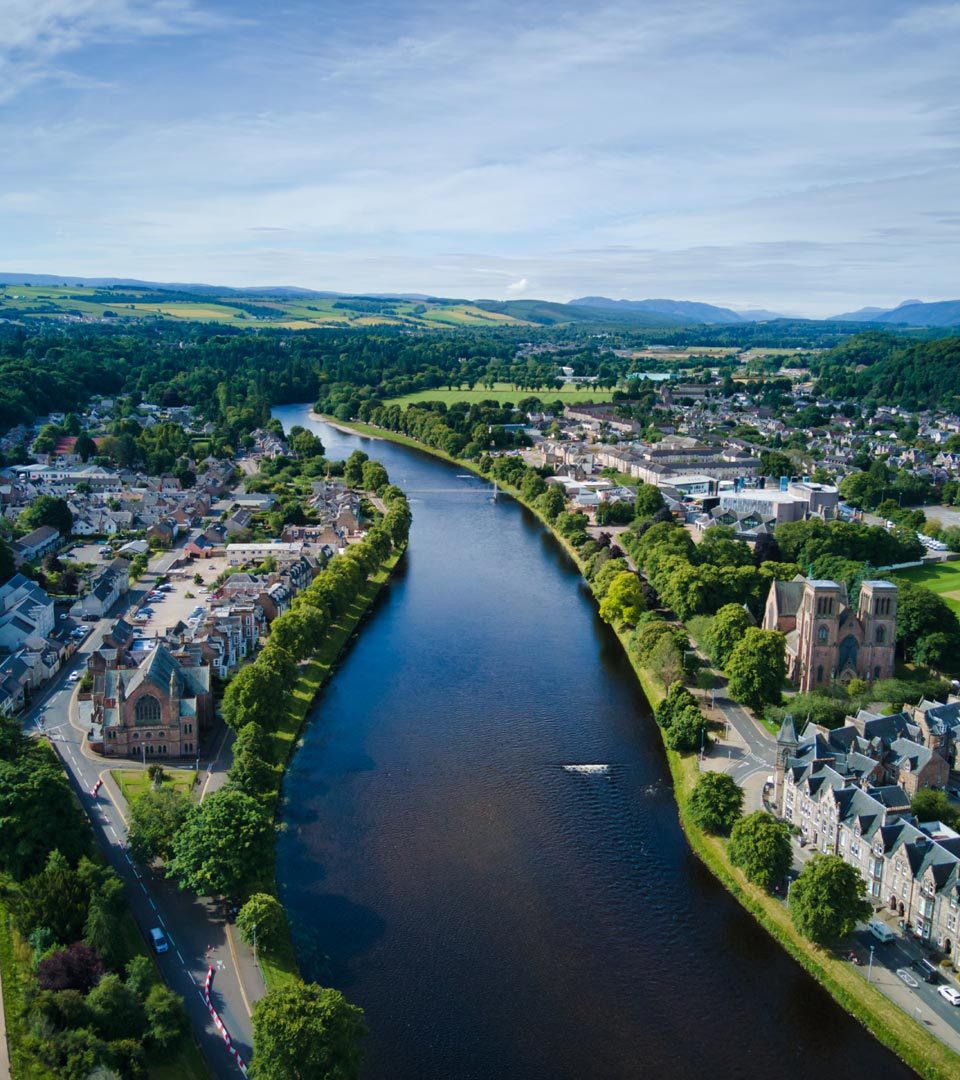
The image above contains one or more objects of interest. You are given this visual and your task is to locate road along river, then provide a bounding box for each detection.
[273,404,915,1080]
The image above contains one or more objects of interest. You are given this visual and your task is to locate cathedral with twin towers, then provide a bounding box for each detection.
[763,575,898,691]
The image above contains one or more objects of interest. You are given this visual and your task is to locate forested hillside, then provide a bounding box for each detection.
[815,333,960,410]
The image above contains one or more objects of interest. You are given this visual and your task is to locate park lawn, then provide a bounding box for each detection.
[111,767,199,805]
[385,381,616,408]
[894,562,960,615]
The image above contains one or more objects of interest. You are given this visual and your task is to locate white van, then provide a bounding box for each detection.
[149,927,169,954]
[868,919,895,943]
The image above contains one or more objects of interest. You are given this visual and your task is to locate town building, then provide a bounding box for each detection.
[93,643,212,759]
[774,711,960,963]
[763,576,897,691]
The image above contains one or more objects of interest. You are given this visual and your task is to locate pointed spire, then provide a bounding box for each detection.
[777,712,799,747]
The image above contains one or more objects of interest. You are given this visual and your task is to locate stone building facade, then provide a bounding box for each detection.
[773,706,960,963]
[94,643,212,759]
[763,576,897,692]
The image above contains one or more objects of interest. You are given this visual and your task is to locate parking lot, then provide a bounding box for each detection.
[130,554,229,636]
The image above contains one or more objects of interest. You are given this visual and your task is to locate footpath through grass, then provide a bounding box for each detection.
[332,418,960,1080]
[255,548,405,993]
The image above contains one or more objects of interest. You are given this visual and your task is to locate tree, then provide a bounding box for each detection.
[86,973,146,1041]
[648,632,684,690]
[728,811,792,890]
[687,772,744,835]
[169,787,272,898]
[15,849,88,942]
[708,604,754,669]
[910,788,959,829]
[359,460,389,494]
[633,483,666,519]
[598,572,646,627]
[343,450,368,487]
[0,741,89,879]
[37,942,104,992]
[251,983,366,1080]
[84,895,123,968]
[17,494,73,535]
[725,628,786,712]
[125,955,155,1000]
[237,893,288,952]
[789,854,871,944]
[221,662,288,731]
[127,785,192,865]
[143,984,188,1051]
[895,581,960,665]
[74,432,97,462]
[535,485,566,522]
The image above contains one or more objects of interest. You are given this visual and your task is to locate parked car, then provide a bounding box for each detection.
[868,919,896,943]
[938,985,960,1006]
[914,958,939,984]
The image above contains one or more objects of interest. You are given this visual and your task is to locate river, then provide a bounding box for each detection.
[272,404,914,1080]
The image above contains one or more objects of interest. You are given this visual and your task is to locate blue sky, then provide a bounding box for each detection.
[1,0,958,315]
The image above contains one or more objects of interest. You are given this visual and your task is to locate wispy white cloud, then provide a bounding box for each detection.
[0,0,958,313]
[0,0,231,101]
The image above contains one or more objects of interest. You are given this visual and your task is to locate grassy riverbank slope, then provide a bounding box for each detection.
[325,416,960,1080]
[256,547,406,992]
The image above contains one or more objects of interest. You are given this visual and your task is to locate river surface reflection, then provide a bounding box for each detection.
[273,404,914,1080]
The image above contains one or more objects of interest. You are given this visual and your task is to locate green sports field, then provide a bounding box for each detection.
[893,560,960,615]
[385,382,616,407]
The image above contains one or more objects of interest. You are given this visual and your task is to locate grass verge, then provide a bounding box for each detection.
[330,418,960,1080]
[255,547,406,993]
[110,767,199,805]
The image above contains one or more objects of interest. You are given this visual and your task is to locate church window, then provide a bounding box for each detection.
[875,626,885,644]
[817,625,828,643]
[874,666,881,680]
[816,665,824,683]
[135,695,161,725]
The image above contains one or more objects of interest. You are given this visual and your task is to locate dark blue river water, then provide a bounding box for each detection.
[273,404,914,1080]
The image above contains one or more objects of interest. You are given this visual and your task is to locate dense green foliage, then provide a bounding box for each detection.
[0,715,90,878]
[252,983,367,1080]
[728,812,792,891]
[686,772,744,835]
[789,855,872,945]
[815,333,960,411]
[725,628,787,712]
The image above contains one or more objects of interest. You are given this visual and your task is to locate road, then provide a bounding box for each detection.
[847,925,960,1052]
[23,556,260,1079]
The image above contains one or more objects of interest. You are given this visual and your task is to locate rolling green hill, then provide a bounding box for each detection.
[0,281,701,331]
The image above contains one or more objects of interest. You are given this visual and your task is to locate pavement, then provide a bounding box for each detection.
[17,546,264,1079]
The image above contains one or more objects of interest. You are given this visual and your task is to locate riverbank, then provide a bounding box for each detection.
[325,416,960,1080]
[257,546,406,993]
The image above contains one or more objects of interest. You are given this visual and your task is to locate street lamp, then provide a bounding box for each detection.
[867,945,875,983]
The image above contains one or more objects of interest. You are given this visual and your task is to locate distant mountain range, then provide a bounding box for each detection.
[569,296,785,324]
[1,273,959,328]
[827,298,960,327]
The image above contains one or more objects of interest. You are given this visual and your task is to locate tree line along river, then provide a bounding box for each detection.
[273,404,915,1080]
